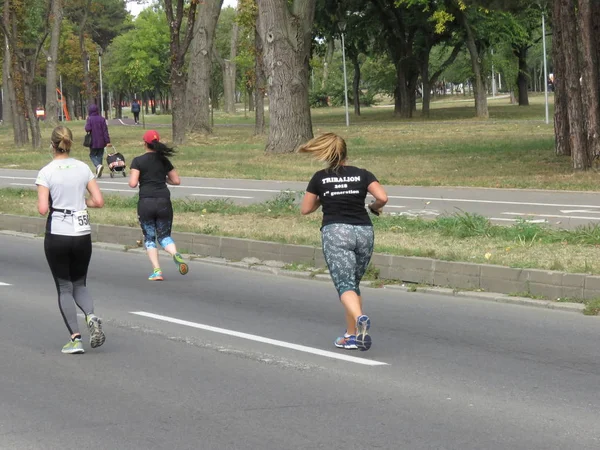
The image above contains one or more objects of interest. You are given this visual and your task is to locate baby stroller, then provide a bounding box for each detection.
[106,146,127,178]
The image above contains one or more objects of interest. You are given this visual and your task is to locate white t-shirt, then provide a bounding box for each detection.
[36,158,95,236]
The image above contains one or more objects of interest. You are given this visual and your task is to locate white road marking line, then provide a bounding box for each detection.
[0,282,12,286]
[560,210,600,214]
[0,176,34,180]
[491,218,547,224]
[502,212,600,221]
[131,311,388,366]
[191,193,253,199]
[388,195,600,209]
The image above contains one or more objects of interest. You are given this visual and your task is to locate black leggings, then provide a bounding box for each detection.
[44,233,94,336]
[137,197,175,249]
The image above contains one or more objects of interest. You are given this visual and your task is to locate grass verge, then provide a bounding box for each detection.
[3,187,600,276]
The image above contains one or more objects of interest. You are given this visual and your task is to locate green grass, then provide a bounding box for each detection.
[4,187,600,276]
[3,94,594,191]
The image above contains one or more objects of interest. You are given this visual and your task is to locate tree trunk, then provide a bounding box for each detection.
[393,64,412,118]
[579,0,600,158]
[45,0,62,126]
[351,54,360,116]
[552,0,570,156]
[461,12,488,118]
[254,23,266,136]
[24,67,41,149]
[185,0,222,134]
[79,0,93,104]
[561,0,590,169]
[2,35,13,127]
[165,0,200,144]
[257,0,316,153]
[515,45,530,106]
[171,70,186,145]
[223,22,239,114]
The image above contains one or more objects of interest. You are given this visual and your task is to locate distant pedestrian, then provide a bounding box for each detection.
[36,125,106,354]
[84,104,111,178]
[299,132,388,351]
[131,99,141,124]
[128,130,189,281]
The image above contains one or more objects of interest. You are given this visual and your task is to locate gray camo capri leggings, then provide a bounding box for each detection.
[321,223,374,296]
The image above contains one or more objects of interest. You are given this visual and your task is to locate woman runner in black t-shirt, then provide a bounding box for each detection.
[129,130,189,280]
[299,133,388,351]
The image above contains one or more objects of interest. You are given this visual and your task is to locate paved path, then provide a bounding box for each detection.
[2,233,600,449]
[2,168,599,229]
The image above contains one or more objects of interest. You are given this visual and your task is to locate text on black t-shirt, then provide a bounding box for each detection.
[305,165,378,227]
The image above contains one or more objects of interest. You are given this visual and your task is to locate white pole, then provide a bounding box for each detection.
[99,52,104,118]
[341,32,350,127]
[491,49,496,97]
[542,13,549,125]
[59,74,64,121]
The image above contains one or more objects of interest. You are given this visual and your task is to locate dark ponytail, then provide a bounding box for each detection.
[147,140,176,162]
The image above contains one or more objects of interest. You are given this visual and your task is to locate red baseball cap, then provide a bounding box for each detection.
[143,130,160,144]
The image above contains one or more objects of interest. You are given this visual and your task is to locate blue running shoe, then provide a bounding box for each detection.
[334,334,358,350]
[355,315,372,351]
[148,269,163,281]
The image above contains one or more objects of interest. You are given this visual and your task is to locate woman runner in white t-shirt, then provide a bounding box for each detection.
[36,126,106,354]
[299,133,388,351]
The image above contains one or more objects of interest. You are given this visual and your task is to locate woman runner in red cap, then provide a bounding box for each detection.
[128,130,189,280]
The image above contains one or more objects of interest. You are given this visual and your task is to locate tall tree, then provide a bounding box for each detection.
[1,0,49,148]
[185,0,223,135]
[45,0,63,126]
[256,0,317,153]
[223,20,239,114]
[551,0,569,156]
[578,0,600,160]
[236,0,266,135]
[163,0,200,144]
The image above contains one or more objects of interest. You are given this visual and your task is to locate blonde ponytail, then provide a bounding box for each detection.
[51,126,73,153]
[298,132,347,172]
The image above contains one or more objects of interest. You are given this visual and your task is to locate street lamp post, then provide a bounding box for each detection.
[541,12,549,125]
[98,49,104,119]
[339,21,350,127]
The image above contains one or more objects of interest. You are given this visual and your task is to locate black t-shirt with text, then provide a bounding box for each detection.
[130,152,174,199]
[306,165,378,228]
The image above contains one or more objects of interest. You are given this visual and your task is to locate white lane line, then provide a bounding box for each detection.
[131,311,388,366]
[8,183,251,198]
[502,212,600,221]
[0,282,12,286]
[191,193,253,199]
[560,210,600,214]
[388,196,600,209]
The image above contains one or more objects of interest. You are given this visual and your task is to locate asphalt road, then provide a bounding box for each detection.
[2,233,600,449]
[2,168,600,229]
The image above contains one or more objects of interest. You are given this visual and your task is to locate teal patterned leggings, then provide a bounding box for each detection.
[321,224,374,296]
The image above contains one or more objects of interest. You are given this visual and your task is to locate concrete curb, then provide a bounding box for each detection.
[0,214,591,315]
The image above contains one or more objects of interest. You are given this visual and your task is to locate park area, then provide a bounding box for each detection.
[4,96,600,281]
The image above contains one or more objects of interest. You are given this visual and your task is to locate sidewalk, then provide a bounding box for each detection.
[0,213,593,316]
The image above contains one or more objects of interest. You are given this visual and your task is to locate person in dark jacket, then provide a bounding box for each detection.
[131,99,141,124]
[84,104,111,178]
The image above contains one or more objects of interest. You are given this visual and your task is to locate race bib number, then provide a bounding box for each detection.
[73,210,91,233]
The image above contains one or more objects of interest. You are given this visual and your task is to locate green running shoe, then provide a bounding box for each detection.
[62,337,84,354]
[86,314,106,349]
[173,253,189,275]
